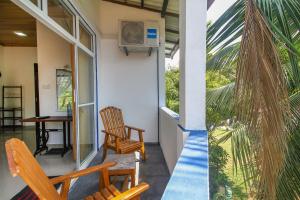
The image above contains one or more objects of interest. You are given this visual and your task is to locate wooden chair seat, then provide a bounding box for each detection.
[108,140,142,154]
[85,185,121,200]
[100,107,146,160]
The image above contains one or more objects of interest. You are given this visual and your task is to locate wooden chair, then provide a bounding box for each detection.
[100,107,146,160]
[5,138,149,200]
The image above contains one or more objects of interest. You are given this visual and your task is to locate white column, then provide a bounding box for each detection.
[158,18,166,107]
[179,0,207,130]
[177,0,207,156]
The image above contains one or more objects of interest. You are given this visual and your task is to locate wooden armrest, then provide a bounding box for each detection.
[50,162,116,184]
[112,182,149,200]
[102,130,122,138]
[125,125,145,132]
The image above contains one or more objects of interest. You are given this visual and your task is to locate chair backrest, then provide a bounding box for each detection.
[100,106,127,140]
[5,138,60,200]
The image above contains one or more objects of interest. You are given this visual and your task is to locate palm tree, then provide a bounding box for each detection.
[206,0,300,199]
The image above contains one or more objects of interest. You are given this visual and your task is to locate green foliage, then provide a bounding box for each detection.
[207,0,300,199]
[165,69,179,113]
[209,134,230,199]
[206,71,231,89]
[206,72,233,129]
[165,1,300,197]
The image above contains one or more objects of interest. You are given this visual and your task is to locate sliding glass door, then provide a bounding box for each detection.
[77,47,96,164]
[12,0,98,169]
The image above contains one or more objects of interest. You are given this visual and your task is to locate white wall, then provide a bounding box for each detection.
[159,107,179,173]
[0,47,37,124]
[36,21,71,144]
[97,1,165,143]
[99,39,159,143]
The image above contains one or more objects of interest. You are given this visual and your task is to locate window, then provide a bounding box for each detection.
[79,22,92,50]
[48,0,74,35]
[56,69,72,111]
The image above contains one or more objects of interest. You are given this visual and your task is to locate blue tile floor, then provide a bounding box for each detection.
[69,144,170,200]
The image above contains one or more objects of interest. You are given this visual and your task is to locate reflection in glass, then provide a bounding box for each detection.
[29,0,38,6]
[79,105,95,163]
[79,23,92,50]
[78,48,94,104]
[48,0,74,35]
[56,69,72,111]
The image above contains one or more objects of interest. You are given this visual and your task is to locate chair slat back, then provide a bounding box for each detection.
[100,106,127,140]
[5,138,60,200]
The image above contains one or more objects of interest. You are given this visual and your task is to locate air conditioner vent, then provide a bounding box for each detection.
[121,21,144,45]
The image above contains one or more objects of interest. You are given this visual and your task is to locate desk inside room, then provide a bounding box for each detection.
[21,116,72,157]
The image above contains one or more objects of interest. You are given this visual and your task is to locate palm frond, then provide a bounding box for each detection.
[207,0,245,52]
[207,83,235,115]
[218,124,255,190]
[270,0,300,86]
[235,0,290,199]
[276,127,300,199]
[207,43,240,71]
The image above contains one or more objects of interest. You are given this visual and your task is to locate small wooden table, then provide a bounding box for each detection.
[21,116,72,157]
[104,153,137,190]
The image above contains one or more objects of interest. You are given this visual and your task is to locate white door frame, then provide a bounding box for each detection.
[11,0,100,170]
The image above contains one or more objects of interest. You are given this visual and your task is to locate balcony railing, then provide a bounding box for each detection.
[160,107,209,200]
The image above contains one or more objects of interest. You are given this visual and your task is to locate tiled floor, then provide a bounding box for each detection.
[0,127,76,200]
[1,128,170,200]
[69,144,170,200]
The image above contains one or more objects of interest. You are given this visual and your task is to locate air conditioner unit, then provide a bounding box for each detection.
[119,20,160,55]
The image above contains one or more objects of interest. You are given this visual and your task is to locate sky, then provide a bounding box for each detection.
[165,0,236,69]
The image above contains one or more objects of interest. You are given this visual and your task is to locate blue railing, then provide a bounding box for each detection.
[161,129,209,200]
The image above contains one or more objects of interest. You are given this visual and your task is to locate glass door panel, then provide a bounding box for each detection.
[78,49,94,104]
[79,22,92,50]
[79,105,95,163]
[77,47,96,164]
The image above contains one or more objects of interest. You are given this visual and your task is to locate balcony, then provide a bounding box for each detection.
[1,0,209,199]
[66,107,208,200]
[1,107,208,200]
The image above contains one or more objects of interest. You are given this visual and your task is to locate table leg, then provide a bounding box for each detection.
[122,176,130,192]
[62,121,66,157]
[34,122,48,156]
[67,121,71,149]
[130,169,136,187]
[41,122,48,151]
[34,122,40,157]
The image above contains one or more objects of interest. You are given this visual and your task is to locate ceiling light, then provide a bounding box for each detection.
[14,31,27,37]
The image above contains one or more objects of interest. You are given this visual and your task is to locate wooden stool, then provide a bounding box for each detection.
[104,153,137,191]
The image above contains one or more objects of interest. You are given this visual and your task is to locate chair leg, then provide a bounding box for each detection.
[102,146,107,161]
[141,144,146,161]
